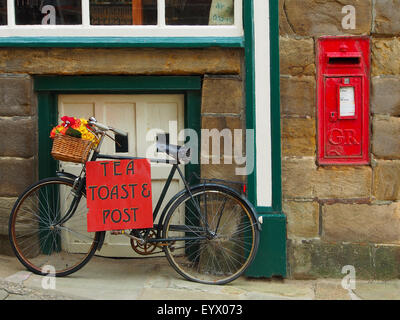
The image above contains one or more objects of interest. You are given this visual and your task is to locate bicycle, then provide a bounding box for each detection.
[8,117,261,285]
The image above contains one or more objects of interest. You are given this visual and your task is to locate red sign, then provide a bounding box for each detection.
[86,159,153,232]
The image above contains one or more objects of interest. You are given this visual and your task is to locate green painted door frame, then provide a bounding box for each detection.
[34,76,202,183]
[243,0,287,278]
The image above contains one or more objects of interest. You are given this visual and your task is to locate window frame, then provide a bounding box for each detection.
[1,0,243,38]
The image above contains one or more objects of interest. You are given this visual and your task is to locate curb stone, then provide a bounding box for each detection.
[0,280,79,300]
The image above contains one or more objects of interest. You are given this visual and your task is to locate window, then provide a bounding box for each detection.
[0,0,6,25]
[0,0,242,38]
[165,0,234,26]
[15,0,82,25]
[89,0,157,26]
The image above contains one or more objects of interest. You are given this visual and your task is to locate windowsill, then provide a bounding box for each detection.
[0,36,245,48]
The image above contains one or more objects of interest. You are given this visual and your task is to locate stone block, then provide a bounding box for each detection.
[372,116,400,159]
[315,166,372,200]
[287,240,400,280]
[279,0,295,36]
[372,38,400,76]
[281,118,316,157]
[201,76,243,114]
[371,77,400,116]
[373,0,400,35]
[0,197,16,236]
[0,235,13,256]
[282,158,316,200]
[280,0,372,37]
[322,202,400,244]
[282,158,372,200]
[0,117,36,158]
[373,160,400,201]
[0,48,242,76]
[0,158,36,197]
[283,200,319,239]
[0,75,33,116]
[280,76,315,117]
[279,37,315,76]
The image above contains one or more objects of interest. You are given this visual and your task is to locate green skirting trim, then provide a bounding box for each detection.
[245,213,287,278]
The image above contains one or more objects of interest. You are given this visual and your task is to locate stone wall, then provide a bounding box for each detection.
[0,48,245,255]
[0,75,37,254]
[280,0,400,279]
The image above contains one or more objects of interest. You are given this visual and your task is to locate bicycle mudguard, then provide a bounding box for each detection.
[157,183,262,234]
[96,231,106,252]
[56,171,79,181]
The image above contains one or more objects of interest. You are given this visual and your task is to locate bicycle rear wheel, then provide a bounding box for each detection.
[9,177,102,277]
[162,185,260,285]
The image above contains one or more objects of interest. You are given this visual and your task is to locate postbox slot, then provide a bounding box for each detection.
[328,57,360,65]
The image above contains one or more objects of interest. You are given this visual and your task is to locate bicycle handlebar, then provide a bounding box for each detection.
[88,117,128,137]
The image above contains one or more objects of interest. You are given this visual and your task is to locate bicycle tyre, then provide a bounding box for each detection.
[9,177,102,277]
[162,184,260,285]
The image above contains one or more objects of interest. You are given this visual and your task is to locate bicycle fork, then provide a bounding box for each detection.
[54,177,85,227]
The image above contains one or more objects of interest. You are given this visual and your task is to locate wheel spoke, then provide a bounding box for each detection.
[9,178,99,276]
[163,187,259,285]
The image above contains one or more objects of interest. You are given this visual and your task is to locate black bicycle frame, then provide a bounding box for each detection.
[87,150,208,243]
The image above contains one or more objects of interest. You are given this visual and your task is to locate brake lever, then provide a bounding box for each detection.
[105,132,122,147]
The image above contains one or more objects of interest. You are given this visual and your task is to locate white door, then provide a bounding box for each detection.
[58,94,185,257]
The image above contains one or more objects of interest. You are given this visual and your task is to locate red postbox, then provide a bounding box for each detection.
[317,37,370,165]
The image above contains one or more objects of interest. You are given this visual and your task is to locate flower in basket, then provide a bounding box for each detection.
[50,116,99,147]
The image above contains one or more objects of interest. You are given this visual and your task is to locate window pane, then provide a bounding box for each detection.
[0,0,6,25]
[15,0,82,25]
[90,0,157,25]
[166,0,234,25]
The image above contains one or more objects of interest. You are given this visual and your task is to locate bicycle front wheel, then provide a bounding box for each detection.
[162,185,260,285]
[9,177,102,277]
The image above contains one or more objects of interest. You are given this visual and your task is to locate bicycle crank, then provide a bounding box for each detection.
[130,229,158,256]
[110,230,146,245]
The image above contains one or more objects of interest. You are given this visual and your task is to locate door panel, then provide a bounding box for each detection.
[58,94,184,257]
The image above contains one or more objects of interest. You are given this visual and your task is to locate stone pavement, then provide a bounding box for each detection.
[0,253,399,300]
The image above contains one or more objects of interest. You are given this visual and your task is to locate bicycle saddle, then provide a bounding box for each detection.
[156,141,192,164]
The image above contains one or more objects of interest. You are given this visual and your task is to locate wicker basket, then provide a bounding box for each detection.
[51,134,94,164]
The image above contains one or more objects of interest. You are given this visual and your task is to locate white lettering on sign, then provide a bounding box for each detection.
[42,5,56,25]
[340,86,356,117]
